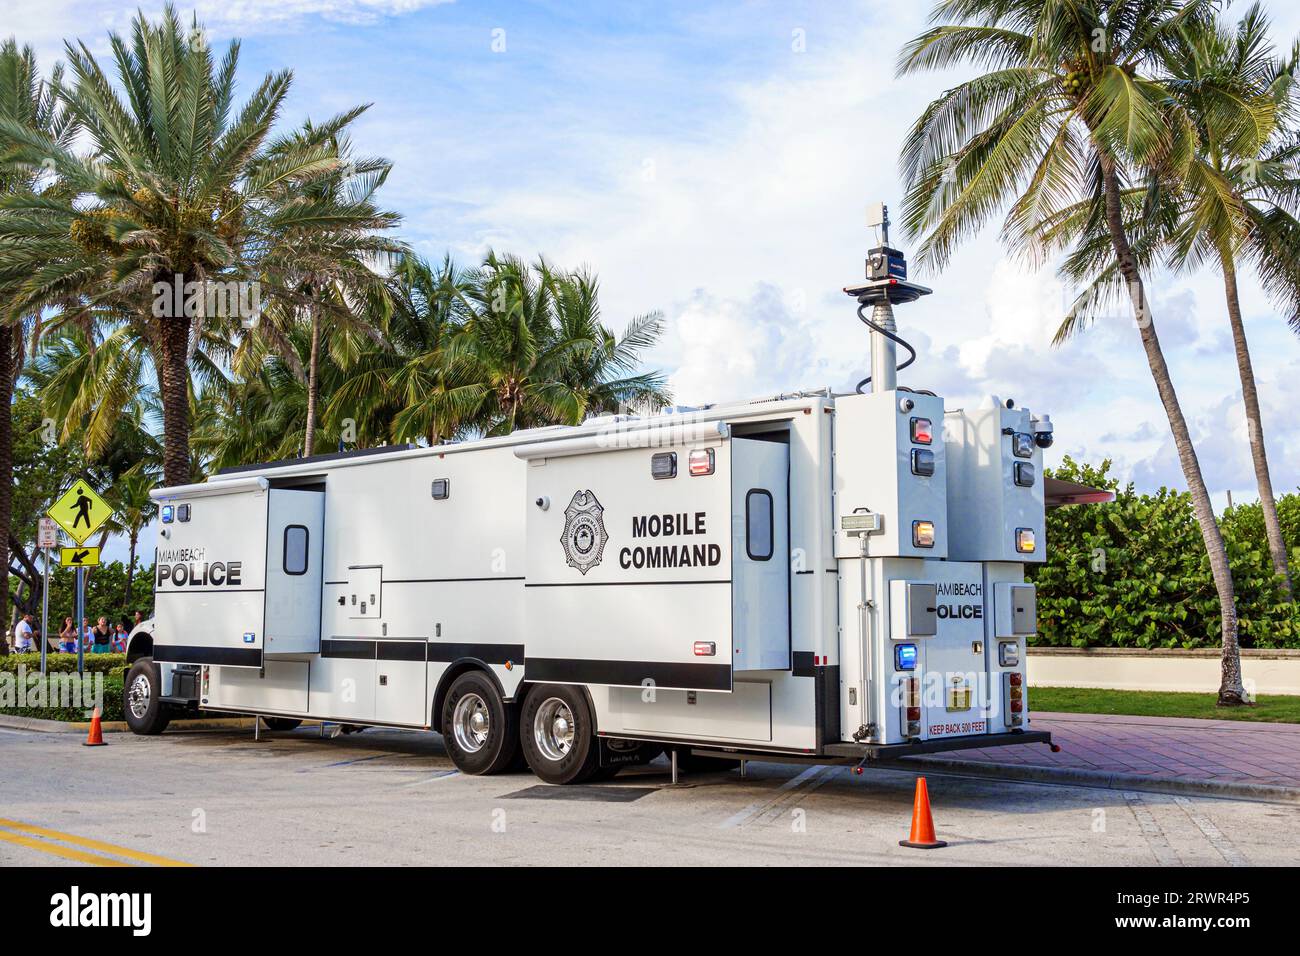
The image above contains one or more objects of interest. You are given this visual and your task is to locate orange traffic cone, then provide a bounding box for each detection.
[899,776,946,849]
[82,707,107,747]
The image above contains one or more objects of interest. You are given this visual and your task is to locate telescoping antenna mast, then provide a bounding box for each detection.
[844,202,932,394]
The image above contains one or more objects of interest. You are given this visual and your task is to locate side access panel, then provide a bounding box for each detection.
[519,427,733,691]
[153,484,269,668]
[206,659,309,713]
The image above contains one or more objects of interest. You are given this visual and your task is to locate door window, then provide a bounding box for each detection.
[283,525,309,576]
[745,489,774,561]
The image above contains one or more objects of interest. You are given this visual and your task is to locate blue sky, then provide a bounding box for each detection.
[11,0,1300,564]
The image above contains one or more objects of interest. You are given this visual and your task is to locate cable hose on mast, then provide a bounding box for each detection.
[854,301,917,394]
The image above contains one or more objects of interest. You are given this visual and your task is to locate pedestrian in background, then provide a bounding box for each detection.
[13,613,35,653]
[89,616,113,654]
[58,617,77,653]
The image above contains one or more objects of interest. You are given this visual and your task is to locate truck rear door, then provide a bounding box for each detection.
[904,564,992,740]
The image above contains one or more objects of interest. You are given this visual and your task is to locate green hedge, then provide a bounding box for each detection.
[0,653,127,673]
[1029,458,1300,649]
[0,674,124,722]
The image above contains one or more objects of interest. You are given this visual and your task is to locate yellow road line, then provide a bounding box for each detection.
[0,828,129,867]
[0,818,194,867]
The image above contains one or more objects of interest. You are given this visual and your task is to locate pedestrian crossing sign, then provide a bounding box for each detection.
[47,481,112,545]
[60,546,101,568]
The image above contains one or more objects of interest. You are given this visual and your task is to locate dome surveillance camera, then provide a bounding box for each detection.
[1032,414,1054,449]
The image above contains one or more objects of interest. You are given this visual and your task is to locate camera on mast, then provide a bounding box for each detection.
[846,201,933,306]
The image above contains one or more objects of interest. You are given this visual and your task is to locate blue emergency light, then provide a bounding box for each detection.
[161,505,174,523]
[895,643,918,671]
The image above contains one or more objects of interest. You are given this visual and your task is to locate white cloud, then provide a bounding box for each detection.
[1130,347,1300,498]
[663,283,832,405]
[4,0,453,63]
[204,0,453,27]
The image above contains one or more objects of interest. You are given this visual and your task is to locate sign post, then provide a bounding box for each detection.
[46,481,112,677]
[76,567,85,675]
[37,518,57,675]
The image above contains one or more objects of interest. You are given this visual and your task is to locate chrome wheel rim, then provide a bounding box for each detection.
[451,693,490,753]
[534,697,575,762]
[128,673,151,720]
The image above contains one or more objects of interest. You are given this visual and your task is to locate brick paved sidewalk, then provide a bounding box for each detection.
[926,711,1300,791]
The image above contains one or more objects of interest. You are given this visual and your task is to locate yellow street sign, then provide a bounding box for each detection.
[60,546,101,568]
[47,481,112,545]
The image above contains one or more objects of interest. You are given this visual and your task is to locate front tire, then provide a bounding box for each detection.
[441,671,518,775]
[520,685,600,785]
[123,657,171,735]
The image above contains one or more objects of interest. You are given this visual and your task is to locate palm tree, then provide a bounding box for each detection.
[1043,7,1300,602]
[23,324,194,466]
[444,254,590,436]
[198,251,670,466]
[252,121,403,457]
[548,266,671,416]
[332,253,477,447]
[443,254,671,437]
[194,329,332,469]
[899,0,1253,704]
[1168,9,1300,601]
[0,38,75,631]
[0,6,344,486]
[104,464,157,606]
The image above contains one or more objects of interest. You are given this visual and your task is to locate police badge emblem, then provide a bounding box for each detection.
[562,490,608,575]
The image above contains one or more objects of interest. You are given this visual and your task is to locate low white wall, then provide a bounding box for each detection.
[1027,647,1300,696]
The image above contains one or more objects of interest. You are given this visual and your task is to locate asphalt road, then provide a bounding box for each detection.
[2,725,1297,866]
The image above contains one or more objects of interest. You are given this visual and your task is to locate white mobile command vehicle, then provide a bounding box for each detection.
[124,207,1109,784]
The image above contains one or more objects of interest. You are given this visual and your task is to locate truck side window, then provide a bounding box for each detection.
[283,525,309,576]
[745,489,774,561]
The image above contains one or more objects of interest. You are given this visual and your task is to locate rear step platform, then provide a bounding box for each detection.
[824,729,1052,761]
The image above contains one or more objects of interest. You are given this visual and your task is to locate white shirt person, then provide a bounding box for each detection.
[13,615,35,652]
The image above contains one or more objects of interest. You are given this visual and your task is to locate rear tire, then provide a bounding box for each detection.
[123,657,171,736]
[441,671,518,775]
[520,685,600,785]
